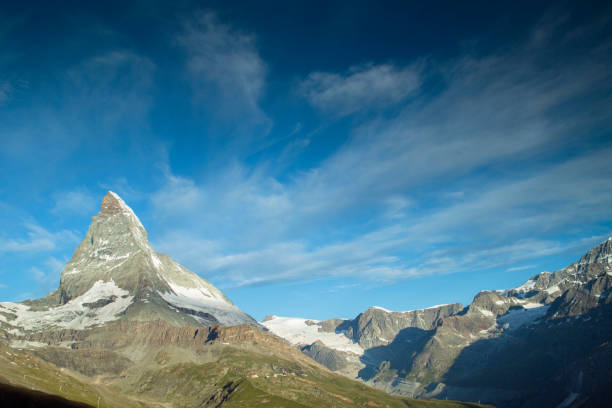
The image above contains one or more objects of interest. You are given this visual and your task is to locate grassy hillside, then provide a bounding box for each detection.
[0,342,490,408]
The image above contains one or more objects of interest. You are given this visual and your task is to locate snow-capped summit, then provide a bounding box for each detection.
[505,236,612,301]
[1,191,258,332]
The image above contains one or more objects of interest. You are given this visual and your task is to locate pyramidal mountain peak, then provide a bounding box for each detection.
[0,191,258,333]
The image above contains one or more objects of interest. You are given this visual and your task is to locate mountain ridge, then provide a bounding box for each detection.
[265,236,612,407]
[0,191,258,334]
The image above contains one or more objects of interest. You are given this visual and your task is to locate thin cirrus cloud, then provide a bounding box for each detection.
[64,51,155,132]
[176,13,269,126]
[150,15,612,288]
[298,63,421,117]
[150,148,612,288]
[164,184,610,287]
[29,256,65,287]
[0,223,78,253]
[293,15,612,217]
[51,189,97,216]
[507,265,537,273]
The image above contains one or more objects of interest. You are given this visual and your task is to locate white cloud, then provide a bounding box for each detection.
[29,256,64,288]
[151,169,206,216]
[507,265,537,272]
[150,124,612,288]
[0,223,78,253]
[66,51,155,129]
[151,163,292,247]
[52,189,97,215]
[299,63,421,116]
[149,14,612,287]
[177,13,269,126]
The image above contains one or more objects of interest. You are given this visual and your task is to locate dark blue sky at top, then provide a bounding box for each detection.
[0,0,611,320]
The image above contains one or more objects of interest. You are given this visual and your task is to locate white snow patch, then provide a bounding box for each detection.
[167,282,217,302]
[545,285,560,294]
[421,303,451,310]
[150,253,162,269]
[63,268,81,276]
[371,304,451,313]
[498,304,549,330]
[0,280,133,331]
[98,253,130,262]
[262,316,364,355]
[523,302,545,309]
[514,278,536,293]
[159,282,253,327]
[160,289,234,311]
[478,308,494,317]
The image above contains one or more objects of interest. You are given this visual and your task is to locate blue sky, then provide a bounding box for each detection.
[0,1,611,320]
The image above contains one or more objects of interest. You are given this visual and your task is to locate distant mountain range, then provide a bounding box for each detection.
[0,192,486,408]
[264,237,612,407]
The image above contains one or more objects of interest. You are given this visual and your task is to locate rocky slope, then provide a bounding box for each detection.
[266,237,612,407]
[0,192,487,408]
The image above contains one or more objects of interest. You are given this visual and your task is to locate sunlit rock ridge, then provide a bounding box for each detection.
[0,191,258,331]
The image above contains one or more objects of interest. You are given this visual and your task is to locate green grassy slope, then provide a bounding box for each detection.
[0,323,492,408]
[118,344,490,408]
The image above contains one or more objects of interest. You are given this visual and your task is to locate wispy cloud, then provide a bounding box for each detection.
[507,265,536,272]
[299,63,421,116]
[177,12,269,127]
[0,223,78,253]
[149,14,612,288]
[65,50,155,131]
[30,256,64,288]
[52,189,97,216]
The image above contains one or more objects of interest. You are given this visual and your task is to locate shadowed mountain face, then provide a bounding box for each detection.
[0,192,487,408]
[266,238,612,407]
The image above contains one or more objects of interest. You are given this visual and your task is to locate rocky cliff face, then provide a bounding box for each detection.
[339,303,463,349]
[0,191,258,332]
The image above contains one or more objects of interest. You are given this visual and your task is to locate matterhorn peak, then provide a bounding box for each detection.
[100,191,132,216]
[98,190,147,235]
[0,191,261,331]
